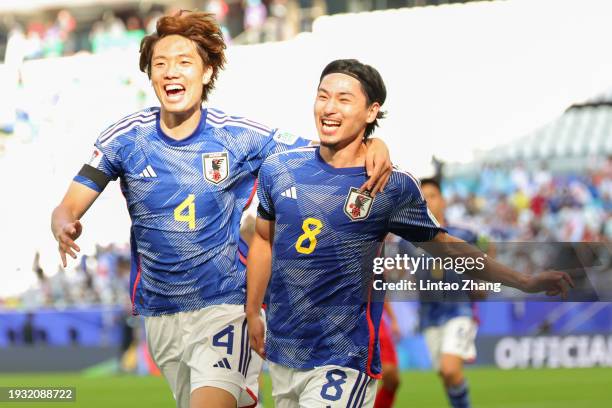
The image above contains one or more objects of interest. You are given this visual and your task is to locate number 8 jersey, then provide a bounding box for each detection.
[74,107,309,316]
[257,146,443,378]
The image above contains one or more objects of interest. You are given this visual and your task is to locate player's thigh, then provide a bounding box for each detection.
[300,365,377,408]
[423,326,443,370]
[145,314,189,405]
[439,353,464,379]
[440,316,478,362]
[182,305,258,407]
[269,361,300,408]
[190,385,238,408]
[380,363,400,391]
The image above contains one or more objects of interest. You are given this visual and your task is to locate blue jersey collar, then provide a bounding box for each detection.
[155,107,207,146]
[314,147,367,175]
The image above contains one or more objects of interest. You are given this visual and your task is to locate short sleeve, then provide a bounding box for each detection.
[388,173,444,242]
[73,131,124,193]
[246,128,311,176]
[256,159,275,221]
[268,130,311,155]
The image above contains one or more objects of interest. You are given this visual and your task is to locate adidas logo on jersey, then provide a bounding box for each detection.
[139,165,157,178]
[280,186,297,199]
[213,358,232,369]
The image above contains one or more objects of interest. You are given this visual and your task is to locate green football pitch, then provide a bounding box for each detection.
[0,367,610,407]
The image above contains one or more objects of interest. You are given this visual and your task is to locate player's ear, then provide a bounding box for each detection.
[202,66,213,85]
[366,102,380,124]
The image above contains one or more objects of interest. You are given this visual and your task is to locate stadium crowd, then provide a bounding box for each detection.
[2,0,317,63]
[443,159,612,242]
[1,245,131,310]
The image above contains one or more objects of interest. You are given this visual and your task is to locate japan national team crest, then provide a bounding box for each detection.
[343,187,374,221]
[202,152,229,184]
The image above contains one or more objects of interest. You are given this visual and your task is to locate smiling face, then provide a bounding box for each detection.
[314,73,380,149]
[150,35,213,115]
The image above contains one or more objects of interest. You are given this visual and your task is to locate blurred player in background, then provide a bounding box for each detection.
[246,57,574,407]
[50,11,392,408]
[416,177,490,408]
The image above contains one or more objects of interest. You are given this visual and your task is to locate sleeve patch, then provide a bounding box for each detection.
[88,147,104,168]
[273,130,299,146]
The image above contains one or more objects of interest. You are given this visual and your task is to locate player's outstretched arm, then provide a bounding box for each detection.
[51,182,100,267]
[425,232,575,298]
[246,217,275,358]
[361,137,392,196]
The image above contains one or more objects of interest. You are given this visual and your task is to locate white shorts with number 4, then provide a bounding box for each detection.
[269,361,378,408]
[423,315,478,370]
[145,304,263,408]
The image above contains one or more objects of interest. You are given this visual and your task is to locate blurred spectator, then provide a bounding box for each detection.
[5,21,27,66]
[243,0,267,44]
[265,0,300,42]
[25,22,45,60]
[22,312,36,345]
[145,11,163,34]
[68,327,80,346]
[90,11,127,53]
[206,0,232,43]
[6,329,18,345]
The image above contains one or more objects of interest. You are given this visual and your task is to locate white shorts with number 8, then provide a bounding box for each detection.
[269,361,378,408]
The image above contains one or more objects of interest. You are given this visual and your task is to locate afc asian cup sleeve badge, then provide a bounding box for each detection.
[87,146,104,168]
[272,130,299,146]
[343,187,374,221]
[202,152,229,184]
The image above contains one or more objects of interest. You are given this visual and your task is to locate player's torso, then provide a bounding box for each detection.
[115,109,263,314]
[120,116,253,265]
[263,148,394,372]
[268,149,395,297]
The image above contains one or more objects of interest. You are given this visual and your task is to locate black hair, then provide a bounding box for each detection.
[319,59,387,139]
[420,177,442,193]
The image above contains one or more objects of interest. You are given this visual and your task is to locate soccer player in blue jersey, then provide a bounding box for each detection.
[415,177,490,408]
[50,12,392,408]
[246,58,574,407]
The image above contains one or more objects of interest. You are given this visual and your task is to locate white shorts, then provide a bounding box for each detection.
[423,316,478,370]
[144,304,264,408]
[268,361,378,408]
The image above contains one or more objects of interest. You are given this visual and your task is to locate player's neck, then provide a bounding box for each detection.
[319,135,366,168]
[159,106,201,140]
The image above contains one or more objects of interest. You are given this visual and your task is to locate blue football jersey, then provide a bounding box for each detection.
[74,107,309,316]
[401,225,481,329]
[257,147,443,377]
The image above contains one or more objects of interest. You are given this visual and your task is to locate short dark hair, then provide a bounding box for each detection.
[319,59,387,139]
[420,177,441,193]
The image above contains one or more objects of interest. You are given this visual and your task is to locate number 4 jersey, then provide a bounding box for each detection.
[257,146,443,377]
[74,107,309,316]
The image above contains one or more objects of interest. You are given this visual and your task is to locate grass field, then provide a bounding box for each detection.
[1,367,611,407]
